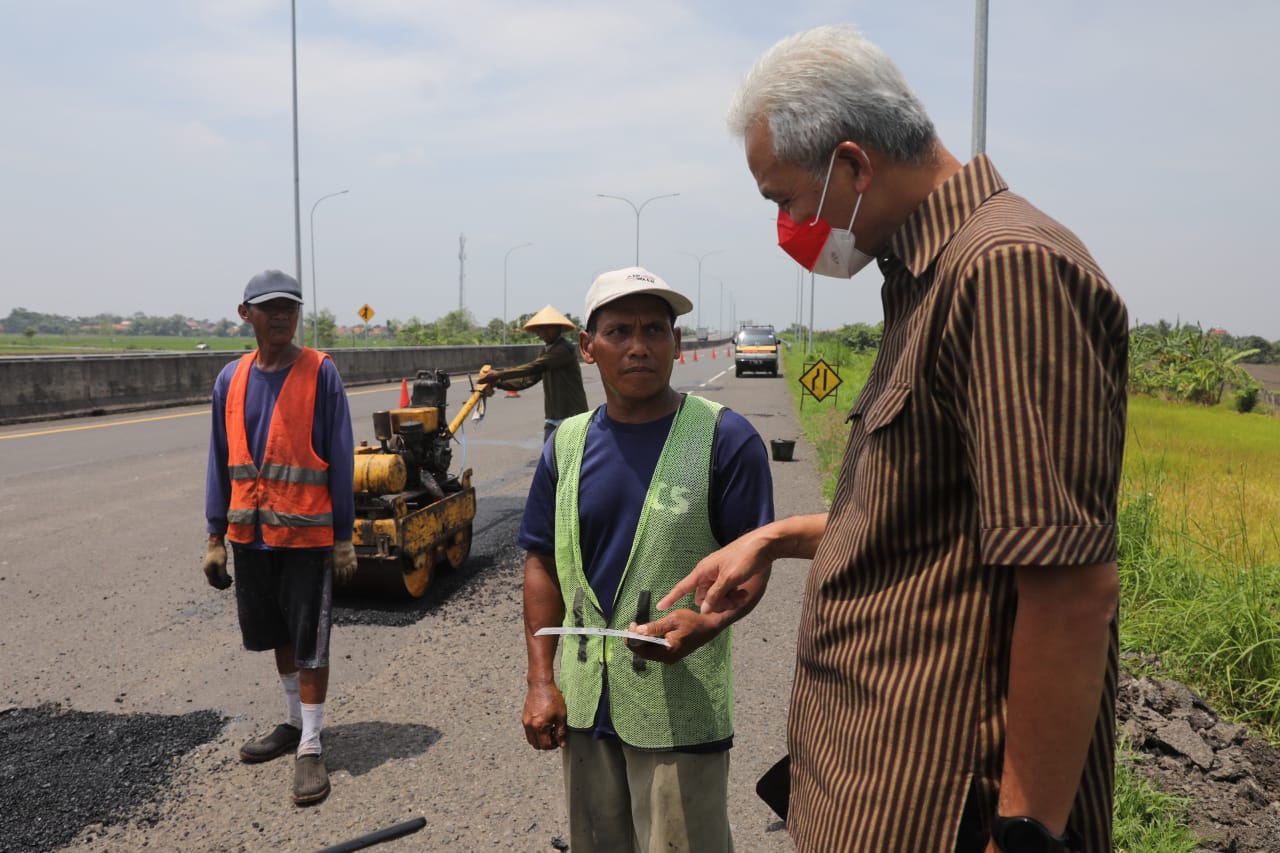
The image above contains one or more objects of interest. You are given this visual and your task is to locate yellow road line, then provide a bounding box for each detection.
[0,384,399,439]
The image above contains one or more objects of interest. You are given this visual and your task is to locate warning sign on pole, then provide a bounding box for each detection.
[799,359,842,403]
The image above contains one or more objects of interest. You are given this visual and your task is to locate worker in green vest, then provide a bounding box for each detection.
[518,267,775,852]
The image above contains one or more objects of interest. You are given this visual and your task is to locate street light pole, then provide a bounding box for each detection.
[717,278,724,338]
[308,189,349,348]
[972,0,990,157]
[290,0,304,346]
[596,192,679,265]
[679,249,725,331]
[503,241,533,345]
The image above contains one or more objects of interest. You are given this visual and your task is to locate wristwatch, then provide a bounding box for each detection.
[991,815,1080,853]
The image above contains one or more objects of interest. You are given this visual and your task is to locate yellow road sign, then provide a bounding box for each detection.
[358,303,375,323]
[799,358,842,402]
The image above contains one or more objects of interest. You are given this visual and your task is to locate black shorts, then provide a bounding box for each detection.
[231,546,333,669]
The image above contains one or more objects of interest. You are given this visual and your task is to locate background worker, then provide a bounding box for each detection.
[202,269,357,806]
[647,24,1127,853]
[479,305,589,442]
[520,267,775,852]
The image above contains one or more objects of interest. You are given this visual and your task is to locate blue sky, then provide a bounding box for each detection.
[3,1,1278,338]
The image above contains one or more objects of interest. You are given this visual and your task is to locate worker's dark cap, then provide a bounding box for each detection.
[243,270,303,305]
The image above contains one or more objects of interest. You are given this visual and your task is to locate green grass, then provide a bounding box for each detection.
[1124,395,1280,567]
[782,338,1280,848]
[1113,741,1199,852]
[0,333,255,355]
[781,340,874,500]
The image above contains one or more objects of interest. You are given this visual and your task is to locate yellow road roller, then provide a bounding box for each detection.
[343,367,493,597]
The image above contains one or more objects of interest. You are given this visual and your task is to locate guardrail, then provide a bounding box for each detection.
[0,345,542,425]
[1,335,737,425]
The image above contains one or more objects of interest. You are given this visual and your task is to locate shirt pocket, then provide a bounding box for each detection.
[860,381,912,432]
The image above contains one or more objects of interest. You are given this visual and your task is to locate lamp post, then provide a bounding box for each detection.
[308,189,349,348]
[679,249,724,331]
[503,241,533,345]
[717,278,724,338]
[290,0,303,345]
[595,192,679,265]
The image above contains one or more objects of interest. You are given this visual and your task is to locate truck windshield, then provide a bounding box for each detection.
[738,330,775,345]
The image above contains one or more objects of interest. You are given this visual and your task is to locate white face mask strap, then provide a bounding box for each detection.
[846,191,863,232]
[813,146,865,232]
[810,148,841,227]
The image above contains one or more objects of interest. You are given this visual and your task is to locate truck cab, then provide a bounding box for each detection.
[734,325,779,377]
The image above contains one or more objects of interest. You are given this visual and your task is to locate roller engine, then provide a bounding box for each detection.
[344,368,491,597]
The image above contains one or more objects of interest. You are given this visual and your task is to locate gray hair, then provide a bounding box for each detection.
[727,24,937,175]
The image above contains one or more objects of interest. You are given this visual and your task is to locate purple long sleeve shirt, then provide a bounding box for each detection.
[205,354,355,547]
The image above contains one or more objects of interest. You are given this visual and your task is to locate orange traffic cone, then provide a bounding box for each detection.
[693,350,699,361]
[725,346,730,358]
[399,378,410,407]
[506,388,520,398]
[711,347,716,359]
[678,350,685,364]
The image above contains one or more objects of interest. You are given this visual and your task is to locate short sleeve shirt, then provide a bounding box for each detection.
[786,156,1127,853]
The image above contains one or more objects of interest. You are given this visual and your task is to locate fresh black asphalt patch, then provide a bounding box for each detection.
[0,705,223,853]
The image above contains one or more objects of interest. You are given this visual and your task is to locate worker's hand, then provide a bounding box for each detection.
[332,540,358,583]
[477,369,499,386]
[522,681,568,751]
[202,538,231,590]
[626,607,733,664]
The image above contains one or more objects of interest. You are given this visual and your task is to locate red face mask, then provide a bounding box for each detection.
[776,209,830,270]
[775,147,875,278]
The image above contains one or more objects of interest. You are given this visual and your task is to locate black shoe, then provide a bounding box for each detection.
[292,754,330,805]
[239,723,302,764]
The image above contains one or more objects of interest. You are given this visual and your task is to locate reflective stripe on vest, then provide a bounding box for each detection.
[225,348,335,548]
[552,394,731,749]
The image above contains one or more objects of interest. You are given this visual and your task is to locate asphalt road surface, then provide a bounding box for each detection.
[0,346,829,852]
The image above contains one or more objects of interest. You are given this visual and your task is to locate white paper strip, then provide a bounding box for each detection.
[534,626,671,648]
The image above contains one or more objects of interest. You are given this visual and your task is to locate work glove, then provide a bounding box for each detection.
[202,538,231,590]
[333,539,358,583]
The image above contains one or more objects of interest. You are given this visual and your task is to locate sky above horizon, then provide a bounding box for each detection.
[3,1,1278,338]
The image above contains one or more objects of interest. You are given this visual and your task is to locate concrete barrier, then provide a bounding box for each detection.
[0,345,542,425]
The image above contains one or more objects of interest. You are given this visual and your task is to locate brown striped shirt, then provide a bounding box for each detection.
[787,155,1127,852]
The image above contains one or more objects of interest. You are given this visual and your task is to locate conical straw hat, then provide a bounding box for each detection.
[523,305,576,331]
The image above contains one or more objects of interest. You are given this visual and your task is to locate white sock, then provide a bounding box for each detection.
[280,671,303,729]
[298,702,324,757]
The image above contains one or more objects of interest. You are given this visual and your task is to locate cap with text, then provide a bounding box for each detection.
[243,269,303,305]
[584,267,693,325]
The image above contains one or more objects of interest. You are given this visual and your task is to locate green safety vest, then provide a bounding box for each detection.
[552,394,733,749]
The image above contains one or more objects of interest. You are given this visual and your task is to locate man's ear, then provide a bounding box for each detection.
[835,141,875,194]
[672,325,682,358]
[237,303,250,321]
[579,329,596,364]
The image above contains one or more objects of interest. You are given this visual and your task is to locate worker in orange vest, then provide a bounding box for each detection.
[203,269,356,806]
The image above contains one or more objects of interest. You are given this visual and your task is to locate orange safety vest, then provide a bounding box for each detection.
[225,348,334,548]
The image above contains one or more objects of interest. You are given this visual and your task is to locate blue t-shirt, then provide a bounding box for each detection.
[205,355,355,547]
[518,401,775,615]
[517,398,775,744]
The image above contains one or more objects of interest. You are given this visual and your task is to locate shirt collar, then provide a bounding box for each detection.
[884,154,1007,278]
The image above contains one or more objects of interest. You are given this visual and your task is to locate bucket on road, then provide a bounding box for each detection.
[770,439,796,462]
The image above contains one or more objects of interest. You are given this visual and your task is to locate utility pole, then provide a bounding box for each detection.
[458,233,467,312]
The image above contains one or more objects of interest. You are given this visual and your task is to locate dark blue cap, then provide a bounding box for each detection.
[243,270,303,305]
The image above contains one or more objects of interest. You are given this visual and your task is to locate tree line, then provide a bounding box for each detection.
[790,319,1278,413]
